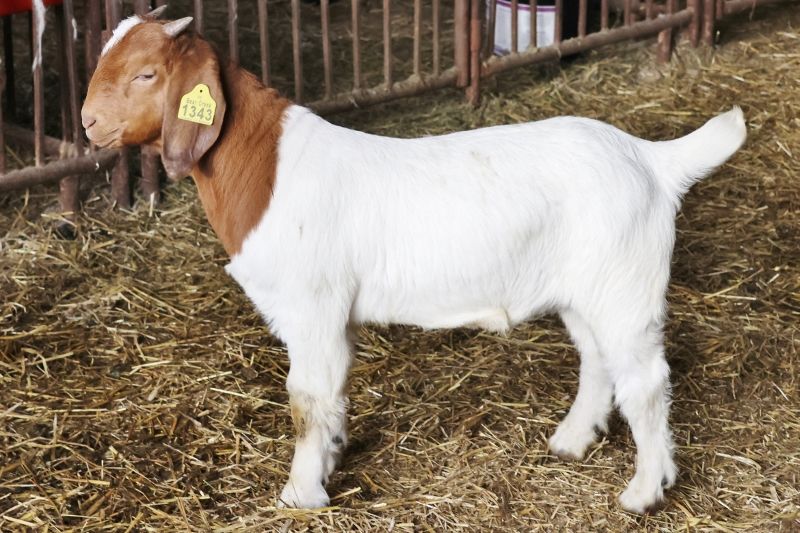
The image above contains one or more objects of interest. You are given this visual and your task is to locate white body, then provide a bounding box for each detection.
[225,106,746,512]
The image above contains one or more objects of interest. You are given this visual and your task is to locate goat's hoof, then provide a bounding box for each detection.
[619,478,666,514]
[548,420,596,461]
[277,479,331,509]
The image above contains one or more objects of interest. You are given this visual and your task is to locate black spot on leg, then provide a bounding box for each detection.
[332,435,343,445]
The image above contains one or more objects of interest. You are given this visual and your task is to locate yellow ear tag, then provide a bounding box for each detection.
[177,83,217,126]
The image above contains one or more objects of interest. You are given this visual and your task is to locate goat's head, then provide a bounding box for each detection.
[82,10,227,179]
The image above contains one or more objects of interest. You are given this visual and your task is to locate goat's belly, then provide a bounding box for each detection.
[352,287,550,332]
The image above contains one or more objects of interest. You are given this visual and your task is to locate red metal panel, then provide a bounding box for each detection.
[0,1,62,17]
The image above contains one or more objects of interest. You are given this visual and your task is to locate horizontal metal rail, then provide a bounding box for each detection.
[0,149,120,193]
[309,68,460,115]
[482,8,695,76]
[722,0,795,15]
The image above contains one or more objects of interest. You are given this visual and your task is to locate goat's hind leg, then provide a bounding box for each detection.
[549,309,614,460]
[278,327,351,509]
[602,325,677,514]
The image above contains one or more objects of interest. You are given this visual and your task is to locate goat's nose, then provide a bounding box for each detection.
[81,113,96,130]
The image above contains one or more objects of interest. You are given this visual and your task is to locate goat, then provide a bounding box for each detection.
[81,11,746,513]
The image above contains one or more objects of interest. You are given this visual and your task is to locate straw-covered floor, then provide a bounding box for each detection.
[1,3,799,531]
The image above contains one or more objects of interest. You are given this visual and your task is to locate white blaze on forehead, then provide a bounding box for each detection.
[101,15,144,56]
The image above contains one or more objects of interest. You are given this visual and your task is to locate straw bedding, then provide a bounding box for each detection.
[1,2,798,531]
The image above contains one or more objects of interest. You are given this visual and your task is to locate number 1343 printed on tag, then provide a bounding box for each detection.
[178,83,217,126]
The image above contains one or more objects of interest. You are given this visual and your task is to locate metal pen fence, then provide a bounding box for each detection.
[0,0,796,224]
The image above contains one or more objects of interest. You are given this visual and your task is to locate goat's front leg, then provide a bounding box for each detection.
[278,327,351,509]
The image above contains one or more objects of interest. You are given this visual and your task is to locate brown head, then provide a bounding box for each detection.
[82,10,227,179]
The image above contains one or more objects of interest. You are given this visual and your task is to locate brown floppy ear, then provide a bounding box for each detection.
[162,32,226,180]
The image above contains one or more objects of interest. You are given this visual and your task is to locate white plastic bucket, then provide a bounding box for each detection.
[491,0,556,55]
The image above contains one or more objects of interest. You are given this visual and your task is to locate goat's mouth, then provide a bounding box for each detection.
[86,128,120,148]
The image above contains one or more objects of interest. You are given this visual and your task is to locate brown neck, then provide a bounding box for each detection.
[190,64,291,256]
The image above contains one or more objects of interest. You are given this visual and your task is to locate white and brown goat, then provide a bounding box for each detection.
[82,11,746,513]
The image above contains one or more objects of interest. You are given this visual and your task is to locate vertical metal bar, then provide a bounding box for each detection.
[352,0,362,89]
[133,0,160,205]
[646,0,654,19]
[258,0,271,86]
[511,0,518,54]
[601,0,609,30]
[383,0,393,86]
[454,0,469,87]
[31,9,44,167]
[716,0,724,20]
[140,145,159,205]
[105,0,121,31]
[689,0,700,46]
[703,0,715,44]
[104,0,130,209]
[85,0,103,76]
[61,0,84,216]
[194,0,204,32]
[291,0,303,102]
[321,0,332,97]
[657,0,676,62]
[555,0,563,44]
[578,0,587,37]
[624,0,633,26]
[57,7,70,144]
[4,17,17,121]
[432,0,440,76]
[0,64,4,174]
[467,0,482,105]
[413,0,422,76]
[228,0,239,64]
[133,0,149,15]
[530,0,538,48]
[63,0,82,146]
[484,0,496,57]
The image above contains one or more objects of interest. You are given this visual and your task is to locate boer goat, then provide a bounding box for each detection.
[81,9,746,513]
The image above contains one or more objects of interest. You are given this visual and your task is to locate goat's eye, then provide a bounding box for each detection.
[134,73,156,82]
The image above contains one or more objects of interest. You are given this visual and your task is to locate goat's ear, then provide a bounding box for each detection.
[161,41,226,179]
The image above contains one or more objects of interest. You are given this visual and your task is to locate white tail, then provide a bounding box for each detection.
[654,107,747,198]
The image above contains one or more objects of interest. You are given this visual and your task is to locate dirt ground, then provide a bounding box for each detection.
[1,2,799,532]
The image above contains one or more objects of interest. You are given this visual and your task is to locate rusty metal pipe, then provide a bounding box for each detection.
[433,0,440,76]
[413,0,422,76]
[0,149,120,193]
[258,0,271,85]
[467,0,482,105]
[511,0,518,54]
[310,69,459,115]
[352,0,362,89]
[228,0,239,64]
[291,0,303,102]
[454,0,469,87]
[194,0,204,32]
[483,9,694,76]
[383,0,393,86]
[321,0,332,97]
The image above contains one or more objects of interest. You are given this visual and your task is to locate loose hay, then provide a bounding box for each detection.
[1,3,799,532]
